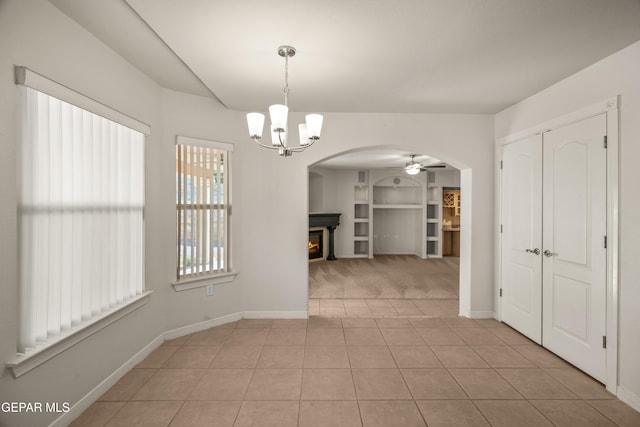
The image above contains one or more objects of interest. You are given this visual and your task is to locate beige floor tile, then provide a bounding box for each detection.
[587,399,640,427]
[417,400,490,427]
[401,368,467,399]
[132,369,204,400]
[474,400,553,427]
[299,401,362,427]
[234,401,299,427]
[449,368,523,399]
[163,335,189,346]
[389,346,443,368]
[348,345,396,368]
[472,318,505,328]
[451,328,506,345]
[136,345,179,368]
[271,319,307,329]
[531,400,617,427]
[352,368,412,400]
[301,368,356,400]
[488,326,536,345]
[265,328,307,345]
[257,345,305,368]
[308,299,320,316]
[244,369,302,400]
[98,369,155,401]
[304,345,350,368]
[497,368,577,399]
[442,317,479,328]
[342,318,378,328]
[366,300,397,316]
[69,402,124,427]
[210,345,263,368]
[389,300,423,316]
[545,367,614,399]
[359,400,425,427]
[306,328,346,345]
[472,346,535,368]
[409,318,445,328]
[380,328,425,345]
[415,328,465,345]
[236,319,274,329]
[512,345,570,368]
[188,369,253,400]
[226,328,269,346]
[320,307,347,317]
[104,401,182,427]
[185,328,234,346]
[170,401,241,427]
[344,327,386,345]
[162,345,221,369]
[307,317,343,328]
[375,318,413,328]
[430,346,489,368]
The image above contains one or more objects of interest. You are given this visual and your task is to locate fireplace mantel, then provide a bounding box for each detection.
[309,212,341,228]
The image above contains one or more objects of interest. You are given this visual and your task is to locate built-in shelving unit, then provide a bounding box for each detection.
[426,171,443,258]
[353,171,369,257]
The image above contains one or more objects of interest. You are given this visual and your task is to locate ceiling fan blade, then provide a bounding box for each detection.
[424,164,446,168]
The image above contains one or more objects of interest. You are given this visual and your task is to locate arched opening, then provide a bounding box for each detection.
[307,146,471,318]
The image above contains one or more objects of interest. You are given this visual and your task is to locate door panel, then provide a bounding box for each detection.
[542,113,607,382]
[501,135,542,344]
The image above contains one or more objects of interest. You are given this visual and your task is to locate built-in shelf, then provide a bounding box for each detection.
[354,240,369,255]
[372,204,422,209]
[353,176,370,258]
[425,171,442,258]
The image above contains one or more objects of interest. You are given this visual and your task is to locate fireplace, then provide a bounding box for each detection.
[308,230,324,260]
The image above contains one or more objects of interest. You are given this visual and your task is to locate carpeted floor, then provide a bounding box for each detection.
[309,255,459,299]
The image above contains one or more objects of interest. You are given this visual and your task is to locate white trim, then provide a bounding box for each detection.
[14,66,150,135]
[163,313,243,341]
[494,96,620,395]
[244,311,308,319]
[172,272,237,291]
[467,311,495,319]
[496,96,618,146]
[176,135,235,152]
[8,292,152,378]
[49,335,164,427]
[616,386,640,413]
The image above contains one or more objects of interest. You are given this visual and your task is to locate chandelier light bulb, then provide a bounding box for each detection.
[247,112,265,139]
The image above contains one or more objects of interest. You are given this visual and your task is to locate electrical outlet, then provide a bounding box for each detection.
[206,285,214,297]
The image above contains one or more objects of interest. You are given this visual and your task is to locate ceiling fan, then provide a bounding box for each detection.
[403,155,446,175]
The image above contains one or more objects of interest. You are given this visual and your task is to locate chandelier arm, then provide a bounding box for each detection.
[287,138,318,152]
[252,137,284,151]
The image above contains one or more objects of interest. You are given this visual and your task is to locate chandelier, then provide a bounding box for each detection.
[246,45,323,157]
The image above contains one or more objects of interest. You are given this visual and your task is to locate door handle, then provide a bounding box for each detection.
[543,249,553,257]
[525,248,540,255]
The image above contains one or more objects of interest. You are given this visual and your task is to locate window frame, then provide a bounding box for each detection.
[174,136,234,288]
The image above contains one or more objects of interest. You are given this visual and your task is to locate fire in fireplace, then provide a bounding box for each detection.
[308,230,323,260]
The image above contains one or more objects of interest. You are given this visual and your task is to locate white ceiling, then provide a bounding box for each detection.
[50,0,640,168]
[316,150,446,170]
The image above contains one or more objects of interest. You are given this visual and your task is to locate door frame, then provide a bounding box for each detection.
[494,96,619,394]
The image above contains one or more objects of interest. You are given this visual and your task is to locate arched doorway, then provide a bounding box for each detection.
[306,147,471,318]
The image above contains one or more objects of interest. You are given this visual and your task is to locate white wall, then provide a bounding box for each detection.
[495,40,640,403]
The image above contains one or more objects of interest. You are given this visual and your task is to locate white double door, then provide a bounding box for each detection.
[501,113,607,382]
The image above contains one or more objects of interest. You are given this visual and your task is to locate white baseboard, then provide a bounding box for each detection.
[50,334,164,427]
[617,386,640,413]
[467,311,496,319]
[163,313,243,341]
[244,311,307,319]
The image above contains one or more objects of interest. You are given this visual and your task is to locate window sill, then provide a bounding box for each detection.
[7,291,152,378]
[172,272,237,292]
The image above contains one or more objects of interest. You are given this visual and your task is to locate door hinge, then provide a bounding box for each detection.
[604,135,608,149]
[604,235,607,249]
[603,336,607,349]
[499,288,503,297]
[500,224,503,234]
[500,160,503,170]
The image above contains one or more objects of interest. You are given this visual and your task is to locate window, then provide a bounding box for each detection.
[17,83,146,356]
[176,136,232,281]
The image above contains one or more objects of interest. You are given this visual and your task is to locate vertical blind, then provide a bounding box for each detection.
[18,86,145,354]
[176,138,231,280]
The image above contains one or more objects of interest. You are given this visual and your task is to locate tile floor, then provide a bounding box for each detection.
[71,299,640,426]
